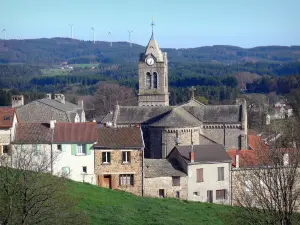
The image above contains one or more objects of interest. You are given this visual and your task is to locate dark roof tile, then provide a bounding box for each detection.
[144,159,186,178]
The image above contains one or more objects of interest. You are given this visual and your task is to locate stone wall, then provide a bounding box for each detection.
[144,176,188,200]
[94,149,143,195]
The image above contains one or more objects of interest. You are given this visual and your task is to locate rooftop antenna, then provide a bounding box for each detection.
[91,27,95,44]
[69,24,73,39]
[108,31,112,47]
[2,29,7,40]
[128,30,133,47]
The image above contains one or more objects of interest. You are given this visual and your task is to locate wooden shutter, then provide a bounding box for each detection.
[71,144,77,155]
[196,168,203,182]
[86,144,92,155]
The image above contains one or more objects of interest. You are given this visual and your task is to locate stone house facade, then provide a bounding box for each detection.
[168,144,232,204]
[144,159,188,199]
[0,108,17,156]
[94,127,144,196]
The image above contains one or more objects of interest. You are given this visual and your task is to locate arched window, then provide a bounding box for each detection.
[146,72,151,89]
[153,72,158,89]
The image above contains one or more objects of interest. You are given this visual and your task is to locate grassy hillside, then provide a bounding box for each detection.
[68,181,240,225]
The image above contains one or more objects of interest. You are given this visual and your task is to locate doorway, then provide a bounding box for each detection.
[207,190,213,203]
[103,175,112,189]
[159,189,165,198]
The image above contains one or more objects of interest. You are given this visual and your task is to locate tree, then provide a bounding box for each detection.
[0,146,86,225]
[195,96,208,105]
[231,119,300,225]
[93,82,137,116]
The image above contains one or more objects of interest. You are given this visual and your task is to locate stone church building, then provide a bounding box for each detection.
[103,29,248,159]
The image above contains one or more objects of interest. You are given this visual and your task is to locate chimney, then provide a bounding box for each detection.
[78,99,84,109]
[46,93,52,99]
[190,150,194,163]
[12,95,24,108]
[235,151,240,168]
[54,94,65,104]
[112,101,120,127]
[283,153,289,166]
[50,119,56,129]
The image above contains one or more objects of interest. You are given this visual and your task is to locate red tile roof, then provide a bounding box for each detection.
[53,122,98,144]
[227,150,256,167]
[0,108,15,128]
[248,134,267,151]
[95,127,144,149]
[14,123,52,144]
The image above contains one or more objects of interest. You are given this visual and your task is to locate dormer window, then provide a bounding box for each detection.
[4,115,10,120]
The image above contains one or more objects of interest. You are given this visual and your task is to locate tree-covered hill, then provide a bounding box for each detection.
[1,38,300,65]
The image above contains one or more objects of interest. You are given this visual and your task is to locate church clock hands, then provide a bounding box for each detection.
[146,57,154,66]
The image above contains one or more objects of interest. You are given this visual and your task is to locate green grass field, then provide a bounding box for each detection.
[68,181,240,225]
[41,68,72,76]
[71,63,99,68]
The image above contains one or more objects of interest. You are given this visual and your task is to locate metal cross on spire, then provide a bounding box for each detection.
[189,86,196,100]
[150,17,155,39]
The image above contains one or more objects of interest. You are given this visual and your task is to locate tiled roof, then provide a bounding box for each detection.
[227,150,256,167]
[144,159,186,178]
[0,108,15,128]
[53,122,98,144]
[173,144,232,163]
[248,134,267,150]
[13,123,52,144]
[95,127,144,149]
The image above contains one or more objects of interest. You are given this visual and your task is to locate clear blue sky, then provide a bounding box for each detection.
[1,0,299,48]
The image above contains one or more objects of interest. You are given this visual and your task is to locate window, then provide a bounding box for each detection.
[153,72,158,88]
[159,189,165,198]
[146,72,151,89]
[102,152,111,163]
[62,167,70,176]
[82,166,87,173]
[77,144,86,154]
[122,151,131,163]
[3,145,9,154]
[32,144,40,155]
[216,189,226,200]
[218,167,224,181]
[4,115,10,120]
[172,176,180,186]
[119,174,134,186]
[196,168,203,182]
[193,192,199,196]
[57,144,62,151]
[176,191,180,198]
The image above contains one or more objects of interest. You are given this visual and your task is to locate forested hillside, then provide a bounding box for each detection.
[1,38,300,64]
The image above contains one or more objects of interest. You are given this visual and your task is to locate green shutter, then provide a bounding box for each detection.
[86,144,92,155]
[62,144,67,152]
[71,144,77,155]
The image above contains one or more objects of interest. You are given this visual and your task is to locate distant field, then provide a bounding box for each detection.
[41,68,72,76]
[69,181,243,225]
[71,63,99,68]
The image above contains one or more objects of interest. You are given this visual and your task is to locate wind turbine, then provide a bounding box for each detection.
[128,30,133,47]
[91,27,95,44]
[2,29,7,40]
[69,24,73,39]
[108,31,112,47]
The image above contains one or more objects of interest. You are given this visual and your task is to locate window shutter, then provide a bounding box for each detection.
[37,144,41,152]
[197,168,203,182]
[86,144,92,155]
[71,144,77,155]
[62,144,67,152]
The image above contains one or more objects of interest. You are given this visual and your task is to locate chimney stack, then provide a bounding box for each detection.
[235,151,240,168]
[54,94,65,104]
[50,119,56,129]
[46,93,52,99]
[78,99,84,109]
[283,153,289,166]
[190,151,194,163]
[12,95,24,108]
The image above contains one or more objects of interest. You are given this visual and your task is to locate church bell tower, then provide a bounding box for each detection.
[138,19,169,106]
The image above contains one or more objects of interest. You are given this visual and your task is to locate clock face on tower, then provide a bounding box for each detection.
[146,57,154,66]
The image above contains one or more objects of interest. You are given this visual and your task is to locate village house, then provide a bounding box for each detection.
[94,127,144,196]
[12,94,86,123]
[144,158,187,199]
[168,144,232,204]
[0,108,17,156]
[11,121,98,184]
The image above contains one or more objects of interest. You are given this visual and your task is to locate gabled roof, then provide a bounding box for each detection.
[227,150,256,168]
[53,122,98,144]
[248,134,267,150]
[13,123,52,144]
[37,98,81,112]
[0,108,15,128]
[95,127,144,149]
[144,159,187,178]
[172,144,232,164]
